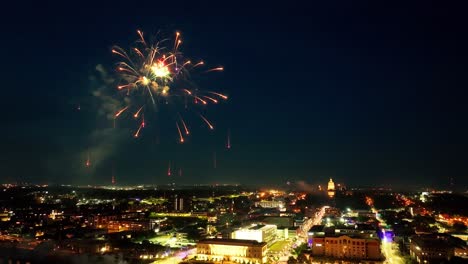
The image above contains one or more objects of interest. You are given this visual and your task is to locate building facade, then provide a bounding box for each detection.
[327,178,335,198]
[254,200,285,210]
[310,235,381,260]
[107,219,149,233]
[196,239,267,263]
[232,224,277,245]
[409,235,457,263]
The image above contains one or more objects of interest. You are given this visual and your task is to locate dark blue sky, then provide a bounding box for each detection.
[1,1,467,189]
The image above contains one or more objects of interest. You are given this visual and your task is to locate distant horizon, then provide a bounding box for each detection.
[2,181,465,193]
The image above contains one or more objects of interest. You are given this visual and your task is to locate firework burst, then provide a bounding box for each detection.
[112,30,227,141]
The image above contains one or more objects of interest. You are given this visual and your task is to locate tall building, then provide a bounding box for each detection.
[196,239,267,263]
[174,195,184,211]
[327,178,335,198]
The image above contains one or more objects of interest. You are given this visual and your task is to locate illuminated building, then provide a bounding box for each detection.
[107,220,149,233]
[0,211,12,222]
[327,178,335,198]
[454,246,468,259]
[232,224,277,245]
[174,196,184,211]
[310,235,381,260]
[196,239,267,263]
[409,234,466,263]
[324,207,341,217]
[255,200,285,211]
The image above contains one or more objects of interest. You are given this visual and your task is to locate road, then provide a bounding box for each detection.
[297,206,326,241]
[151,248,196,264]
[372,207,404,264]
[381,239,404,264]
[270,206,327,264]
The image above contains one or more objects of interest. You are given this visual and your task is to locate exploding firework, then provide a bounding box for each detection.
[111,30,227,141]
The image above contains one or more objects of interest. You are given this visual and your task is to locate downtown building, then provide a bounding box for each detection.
[254,199,285,211]
[409,234,467,263]
[309,234,381,261]
[196,238,267,264]
[231,224,277,245]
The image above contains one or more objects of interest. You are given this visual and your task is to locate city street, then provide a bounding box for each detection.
[382,240,404,264]
[298,206,327,241]
[272,206,327,263]
[372,206,404,264]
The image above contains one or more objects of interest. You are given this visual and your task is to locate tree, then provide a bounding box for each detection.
[297,253,308,263]
[287,256,297,264]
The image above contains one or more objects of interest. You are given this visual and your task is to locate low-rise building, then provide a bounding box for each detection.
[409,234,466,263]
[196,239,267,263]
[309,235,381,261]
[254,200,285,210]
[107,219,149,233]
[232,224,277,245]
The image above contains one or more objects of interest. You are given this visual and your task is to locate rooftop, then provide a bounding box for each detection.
[411,234,466,249]
[308,225,325,233]
[198,239,267,247]
[312,234,380,241]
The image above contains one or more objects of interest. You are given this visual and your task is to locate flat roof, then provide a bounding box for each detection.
[198,239,267,247]
[311,234,380,241]
[308,225,324,232]
[411,236,454,249]
[250,224,265,230]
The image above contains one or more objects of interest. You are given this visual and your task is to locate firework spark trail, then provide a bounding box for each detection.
[174,32,180,51]
[134,106,144,118]
[137,30,146,46]
[207,92,228,100]
[192,61,204,68]
[85,152,91,167]
[202,95,218,104]
[227,129,231,149]
[180,117,190,135]
[194,96,207,105]
[115,106,129,117]
[199,114,214,130]
[176,122,184,143]
[205,67,224,73]
[133,122,144,138]
[134,47,144,59]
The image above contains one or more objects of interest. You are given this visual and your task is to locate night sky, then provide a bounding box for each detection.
[1,1,468,188]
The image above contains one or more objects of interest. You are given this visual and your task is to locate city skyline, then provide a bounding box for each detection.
[1,1,468,189]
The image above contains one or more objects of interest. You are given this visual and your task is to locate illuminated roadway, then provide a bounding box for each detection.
[381,239,404,264]
[371,207,404,264]
[272,206,326,264]
[298,206,327,241]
